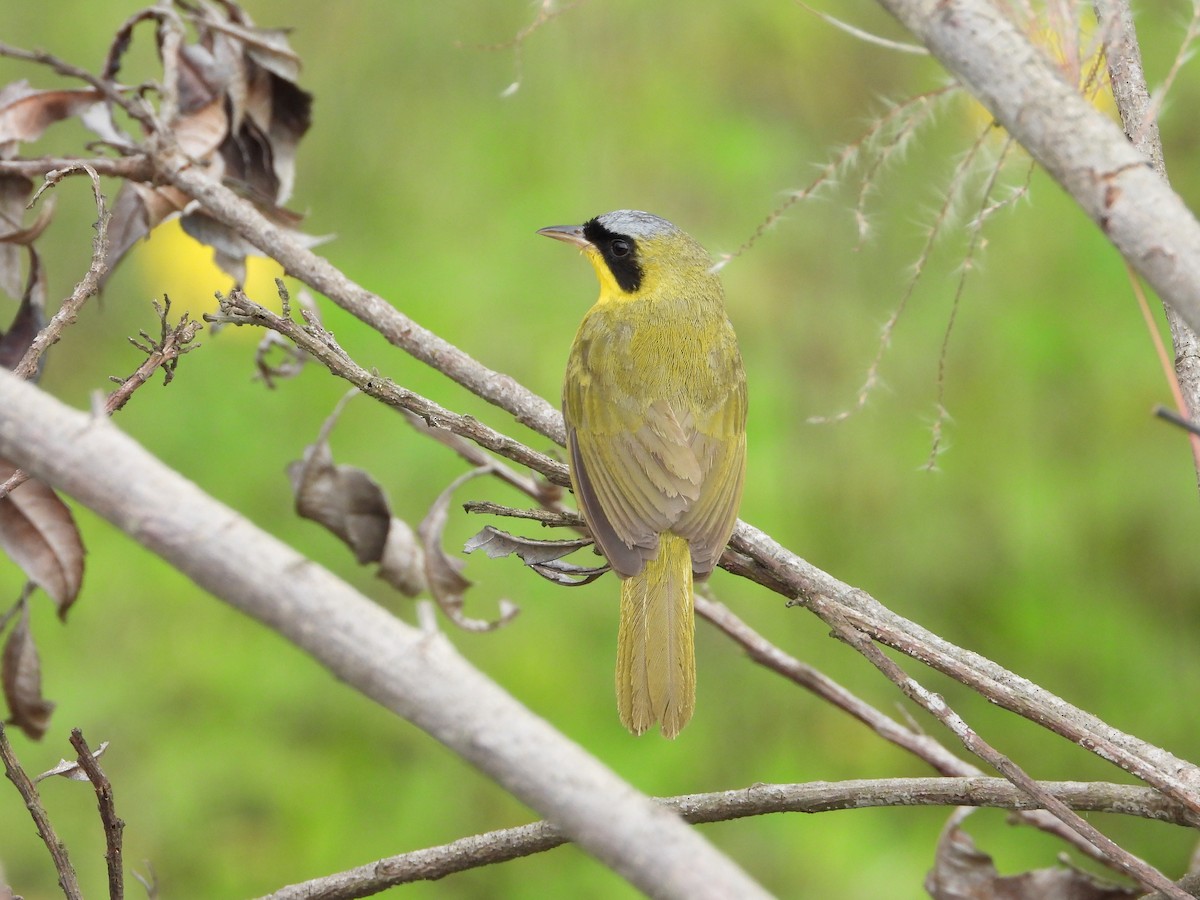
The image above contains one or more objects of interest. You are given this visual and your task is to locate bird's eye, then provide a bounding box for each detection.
[610,239,631,258]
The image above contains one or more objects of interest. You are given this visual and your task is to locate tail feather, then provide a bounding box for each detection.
[616,533,695,738]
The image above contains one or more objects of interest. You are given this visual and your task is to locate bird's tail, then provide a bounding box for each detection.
[616,533,695,739]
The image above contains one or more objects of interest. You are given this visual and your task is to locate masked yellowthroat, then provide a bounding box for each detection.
[539,210,747,738]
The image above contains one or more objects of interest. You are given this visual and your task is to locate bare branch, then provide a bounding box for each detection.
[13,163,110,380]
[106,297,202,411]
[0,723,83,900]
[0,367,769,900]
[68,729,123,900]
[258,777,1195,900]
[207,288,1200,836]
[730,521,1200,816]
[0,157,153,181]
[0,297,200,504]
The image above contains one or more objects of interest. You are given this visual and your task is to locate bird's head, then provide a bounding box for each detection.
[538,210,717,303]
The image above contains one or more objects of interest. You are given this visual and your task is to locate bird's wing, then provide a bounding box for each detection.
[565,394,705,577]
[674,370,747,577]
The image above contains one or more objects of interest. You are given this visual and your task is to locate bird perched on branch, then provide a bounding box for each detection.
[539,210,747,738]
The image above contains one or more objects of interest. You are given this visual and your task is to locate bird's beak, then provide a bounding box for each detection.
[537,224,590,249]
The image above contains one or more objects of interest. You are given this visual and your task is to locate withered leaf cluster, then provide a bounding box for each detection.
[288,398,520,632]
[0,0,315,297]
[0,334,84,740]
[103,2,315,283]
[0,0,316,740]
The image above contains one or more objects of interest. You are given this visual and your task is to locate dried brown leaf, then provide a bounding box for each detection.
[33,740,110,783]
[0,460,85,617]
[464,525,606,586]
[179,4,310,205]
[0,81,104,151]
[0,195,53,248]
[0,173,35,299]
[925,810,1138,899]
[211,20,302,83]
[98,2,313,283]
[101,181,192,284]
[419,470,519,632]
[0,247,45,373]
[2,601,54,740]
[465,525,592,565]
[288,439,391,565]
[174,94,230,162]
[243,69,311,204]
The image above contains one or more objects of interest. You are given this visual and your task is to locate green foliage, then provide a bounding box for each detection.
[2,2,1200,897]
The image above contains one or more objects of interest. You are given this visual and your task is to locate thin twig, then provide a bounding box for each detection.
[68,729,124,900]
[255,777,1194,900]
[0,156,154,181]
[14,164,110,380]
[731,521,1200,818]
[713,87,956,272]
[207,290,565,484]
[106,297,202,413]
[697,590,1122,863]
[925,134,1020,469]
[0,42,157,132]
[462,500,581,527]
[697,593,970,776]
[811,101,991,425]
[1156,405,1200,437]
[0,723,84,900]
[0,299,201,503]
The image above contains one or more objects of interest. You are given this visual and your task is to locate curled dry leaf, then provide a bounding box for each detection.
[0,460,85,617]
[2,601,55,740]
[0,246,46,374]
[925,809,1138,899]
[287,393,424,596]
[288,438,391,566]
[0,171,37,300]
[419,470,519,632]
[253,329,309,387]
[464,525,607,586]
[0,80,105,151]
[33,740,110,783]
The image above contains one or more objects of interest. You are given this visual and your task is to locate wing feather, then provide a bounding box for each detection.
[563,306,746,580]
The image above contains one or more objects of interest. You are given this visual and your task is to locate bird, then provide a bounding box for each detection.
[539,210,747,738]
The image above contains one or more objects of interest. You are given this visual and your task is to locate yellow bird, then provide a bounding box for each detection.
[539,210,747,738]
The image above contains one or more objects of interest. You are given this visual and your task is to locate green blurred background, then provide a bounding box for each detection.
[3,2,1200,897]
